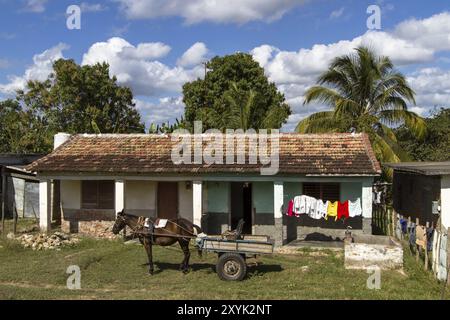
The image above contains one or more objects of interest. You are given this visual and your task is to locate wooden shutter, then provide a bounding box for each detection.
[81,181,115,209]
[98,181,115,209]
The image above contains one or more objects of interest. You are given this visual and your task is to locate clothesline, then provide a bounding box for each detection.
[286,195,362,221]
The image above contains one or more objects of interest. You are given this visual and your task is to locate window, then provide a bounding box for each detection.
[303,183,340,201]
[81,180,115,209]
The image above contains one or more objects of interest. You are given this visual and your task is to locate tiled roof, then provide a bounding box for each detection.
[27,133,381,176]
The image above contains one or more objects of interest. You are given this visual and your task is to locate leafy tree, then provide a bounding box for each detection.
[297,46,426,170]
[396,107,450,161]
[0,99,50,153]
[16,59,145,146]
[182,53,291,131]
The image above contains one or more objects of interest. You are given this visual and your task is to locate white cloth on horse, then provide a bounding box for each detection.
[154,218,168,228]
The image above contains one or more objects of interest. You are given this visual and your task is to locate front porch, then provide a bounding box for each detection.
[38,176,374,246]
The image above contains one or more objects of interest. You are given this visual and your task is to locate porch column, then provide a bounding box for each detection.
[39,179,51,232]
[193,181,202,227]
[115,180,125,215]
[273,181,284,247]
[362,178,373,234]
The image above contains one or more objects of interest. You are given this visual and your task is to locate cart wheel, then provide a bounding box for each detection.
[216,253,247,281]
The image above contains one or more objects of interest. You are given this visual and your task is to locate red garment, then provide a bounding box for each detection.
[337,201,349,220]
[287,199,294,216]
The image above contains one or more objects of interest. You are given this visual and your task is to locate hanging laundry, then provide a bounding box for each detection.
[293,195,316,215]
[293,196,304,215]
[325,201,338,221]
[307,197,321,219]
[348,198,362,217]
[316,199,328,219]
[337,201,349,220]
[286,199,294,216]
[400,218,408,234]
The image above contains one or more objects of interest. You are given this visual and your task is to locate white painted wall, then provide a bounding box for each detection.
[273,181,284,219]
[362,178,374,218]
[60,180,81,209]
[193,181,202,226]
[441,175,450,230]
[39,180,51,231]
[125,180,156,210]
[178,182,193,221]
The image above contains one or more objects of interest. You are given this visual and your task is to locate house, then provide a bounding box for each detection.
[0,154,44,223]
[27,132,381,246]
[386,162,450,231]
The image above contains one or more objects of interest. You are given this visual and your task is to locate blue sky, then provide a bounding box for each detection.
[1,0,449,131]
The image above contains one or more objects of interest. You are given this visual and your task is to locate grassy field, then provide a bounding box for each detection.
[0,221,448,300]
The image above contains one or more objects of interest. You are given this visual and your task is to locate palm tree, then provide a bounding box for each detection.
[223,82,256,131]
[297,46,426,170]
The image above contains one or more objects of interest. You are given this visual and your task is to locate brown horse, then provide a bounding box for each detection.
[112,210,202,275]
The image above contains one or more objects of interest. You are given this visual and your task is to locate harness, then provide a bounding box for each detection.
[121,215,198,243]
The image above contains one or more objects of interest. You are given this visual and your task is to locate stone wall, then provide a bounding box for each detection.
[61,209,117,239]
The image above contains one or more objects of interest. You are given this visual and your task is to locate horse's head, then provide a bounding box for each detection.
[112,210,127,234]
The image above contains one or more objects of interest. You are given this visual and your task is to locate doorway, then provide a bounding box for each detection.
[230,182,252,234]
[157,182,178,219]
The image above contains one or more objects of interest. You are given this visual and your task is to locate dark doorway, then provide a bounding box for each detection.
[230,182,252,234]
[157,182,178,219]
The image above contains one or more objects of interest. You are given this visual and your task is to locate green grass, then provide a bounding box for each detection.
[0,232,448,300]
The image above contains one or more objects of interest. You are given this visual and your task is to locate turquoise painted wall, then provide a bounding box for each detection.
[204,180,362,216]
[252,182,273,214]
[340,182,362,202]
[206,181,229,213]
[283,182,302,208]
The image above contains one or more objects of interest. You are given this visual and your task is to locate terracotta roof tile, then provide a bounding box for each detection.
[27,133,381,176]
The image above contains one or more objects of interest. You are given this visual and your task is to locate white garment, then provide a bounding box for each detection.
[348,198,362,217]
[316,199,328,219]
[308,197,322,219]
[294,195,316,215]
[293,196,303,215]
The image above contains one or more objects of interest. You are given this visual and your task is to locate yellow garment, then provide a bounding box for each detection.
[326,201,338,221]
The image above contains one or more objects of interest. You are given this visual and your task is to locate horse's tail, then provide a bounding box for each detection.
[192,224,203,258]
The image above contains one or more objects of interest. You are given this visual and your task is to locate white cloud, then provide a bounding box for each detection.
[120,42,171,60]
[250,12,450,129]
[115,0,307,24]
[135,96,185,126]
[407,68,450,109]
[80,2,108,12]
[394,12,450,51]
[253,30,434,88]
[177,42,208,67]
[23,0,48,13]
[330,7,344,19]
[0,43,68,95]
[82,37,203,96]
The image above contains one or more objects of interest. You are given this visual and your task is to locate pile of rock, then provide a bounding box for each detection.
[12,232,80,251]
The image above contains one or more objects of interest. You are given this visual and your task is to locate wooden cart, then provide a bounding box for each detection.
[198,234,274,281]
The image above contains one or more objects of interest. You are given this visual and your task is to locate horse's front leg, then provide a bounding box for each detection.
[179,239,191,274]
[143,237,154,275]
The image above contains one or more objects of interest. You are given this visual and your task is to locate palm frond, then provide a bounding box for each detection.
[379,110,427,139]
